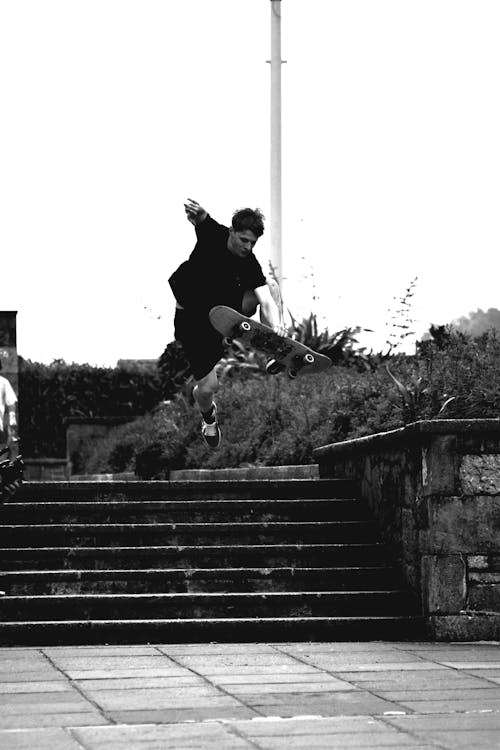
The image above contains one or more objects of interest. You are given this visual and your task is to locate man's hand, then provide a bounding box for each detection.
[184,199,207,226]
[0,451,24,501]
[1,479,21,500]
[273,324,288,338]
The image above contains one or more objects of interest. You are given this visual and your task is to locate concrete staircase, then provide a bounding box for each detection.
[0,473,423,645]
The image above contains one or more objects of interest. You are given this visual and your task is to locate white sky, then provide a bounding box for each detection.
[1,0,499,365]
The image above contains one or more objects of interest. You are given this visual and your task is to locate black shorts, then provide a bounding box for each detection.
[174,308,224,381]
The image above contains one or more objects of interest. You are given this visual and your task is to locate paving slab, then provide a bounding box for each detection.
[0,712,109,730]
[244,690,403,716]
[0,680,73,693]
[218,679,358,694]
[440,661,500,670]
[385,713,500,750]
[208,672,345,686]
[168,652,321,670]
[80,686,246,711]
[230,736,435,749]
[158,643,280,655]
[42,646,158,658]
[276,642,404,653]
[0,727,89,750]
[0,670,64,682]
[65,667,190,680]
[46,655,175,671]
[229,716,400,736]
[72,721,255,749]
[335,671,497,690]
[73,674,205,690]
[105,705,258,724]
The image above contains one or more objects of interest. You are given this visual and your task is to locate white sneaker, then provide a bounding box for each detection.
[201,403,221,449]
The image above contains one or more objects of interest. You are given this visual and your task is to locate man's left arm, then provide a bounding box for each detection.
[4,381,18,444]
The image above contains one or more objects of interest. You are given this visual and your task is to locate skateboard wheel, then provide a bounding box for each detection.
[288,369,298,380]
[303,353,315,365]
[240,321,251,333]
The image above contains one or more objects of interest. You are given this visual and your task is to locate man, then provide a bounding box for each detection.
[0,364,21,499]
[0,364,18,450]
[169,199,284,448]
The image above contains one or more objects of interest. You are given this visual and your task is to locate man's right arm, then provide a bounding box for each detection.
[184,199,208,226]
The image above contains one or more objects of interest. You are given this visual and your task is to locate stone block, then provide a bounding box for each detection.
[421,555,466,614]
[468,555,489,570]
[429,613,500,641]
[460,454,500,494]
[426,496,500,553]
[422,436,459,497]
[467,583,500,612]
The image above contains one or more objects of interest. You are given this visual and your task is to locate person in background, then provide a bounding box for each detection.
[0,362,21,499]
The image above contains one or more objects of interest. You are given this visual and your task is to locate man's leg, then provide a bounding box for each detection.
[242,290,272,326]
[193,366,221,449]
[193,366,218,415]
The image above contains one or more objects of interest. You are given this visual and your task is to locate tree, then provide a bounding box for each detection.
[452,308,500,337]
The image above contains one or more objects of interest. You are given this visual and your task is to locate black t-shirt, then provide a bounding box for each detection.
[169,215,267,313]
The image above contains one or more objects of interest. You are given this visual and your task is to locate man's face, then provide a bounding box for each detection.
[227,228,258,259]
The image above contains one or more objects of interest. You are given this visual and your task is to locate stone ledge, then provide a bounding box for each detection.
[430,612,500,641]
[170,465,319,481]
[313,419,500,460]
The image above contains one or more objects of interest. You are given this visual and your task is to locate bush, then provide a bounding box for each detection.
[74,329,500,477]
[84,400,196,478]
[18,359,162,457]
[82,365,406,477]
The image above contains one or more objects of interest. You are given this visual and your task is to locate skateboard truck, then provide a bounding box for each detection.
[267,351,316,379]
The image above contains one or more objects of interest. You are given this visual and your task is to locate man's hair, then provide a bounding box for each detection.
[231,208,265,238]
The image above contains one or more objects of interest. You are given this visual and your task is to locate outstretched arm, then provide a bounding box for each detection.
[184,199,208,226]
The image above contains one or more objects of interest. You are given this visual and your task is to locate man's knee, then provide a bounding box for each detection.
[242,290,259,317]
[194,367,218,400]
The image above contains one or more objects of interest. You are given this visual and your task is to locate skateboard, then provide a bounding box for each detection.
[209,305,332,379]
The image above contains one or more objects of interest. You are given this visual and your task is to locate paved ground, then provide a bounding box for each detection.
[0,641,499,749]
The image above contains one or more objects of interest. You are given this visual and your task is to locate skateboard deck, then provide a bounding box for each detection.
[209,305,331,378]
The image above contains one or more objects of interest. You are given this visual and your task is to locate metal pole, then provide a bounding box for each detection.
[270,0,283,294]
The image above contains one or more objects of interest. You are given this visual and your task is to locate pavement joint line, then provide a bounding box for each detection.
[376,712,451,750]
[154,645,268,720]
[220,719,267,750]
[40,648,115,727]
[66,726,91,750]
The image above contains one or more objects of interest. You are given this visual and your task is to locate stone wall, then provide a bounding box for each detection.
[313,419,500,641]
[65,416,138,475]
[23,458,69,481]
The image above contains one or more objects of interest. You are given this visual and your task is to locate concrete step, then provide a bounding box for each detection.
[169,465,320,481]
[0,566,403,595]
[0,521,377,547]
[68,466,321,482]
[13,478,358,503]
[0,477,421,645]
[0,615,426,645]
[0,543,391,570]
[0,590,416,620]
[1,498,367,524]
